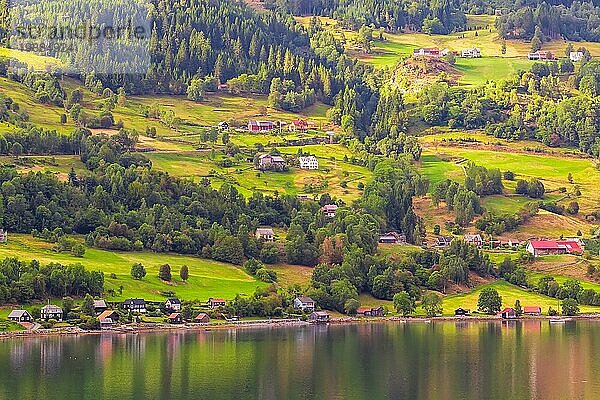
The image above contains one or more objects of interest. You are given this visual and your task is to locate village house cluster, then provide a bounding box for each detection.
[413,47,481,58]
[434,234,584,258]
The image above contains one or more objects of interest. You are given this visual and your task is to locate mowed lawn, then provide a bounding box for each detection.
[435,280,600,316]
[0,235,265,302]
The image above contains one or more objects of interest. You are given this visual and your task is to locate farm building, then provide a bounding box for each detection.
[41,304,63,321]
[248,120,275,132]
[435,236,454,248]
[217,121,229,130]
[293,296,315,312]
[464,234,483,247]
[570,51,584,62]
[8,310,32,323]
[0,229,7,243]
[257,154,286,170]
[378,231,406,244]
[299,155,319,170]
[461,48,481,58]
[208,298,226,309]
[526,240,583,257]
[255,227,275,242]
[289,119,309,132]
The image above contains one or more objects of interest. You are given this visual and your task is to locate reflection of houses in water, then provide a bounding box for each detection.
[39,337,65,375]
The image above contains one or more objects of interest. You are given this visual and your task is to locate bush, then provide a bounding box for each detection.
[158,264,172,281]
[255,268,277,283]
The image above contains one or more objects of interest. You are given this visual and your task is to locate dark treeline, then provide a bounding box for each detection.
[496,1,600,42]
[270,0,467,34]
[0,257,104,304]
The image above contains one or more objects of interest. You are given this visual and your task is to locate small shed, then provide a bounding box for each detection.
[309,311,330,323]
[454,308,470,316]
[168,313,184,324]
[499,307,517,319]
[194,313,210,323]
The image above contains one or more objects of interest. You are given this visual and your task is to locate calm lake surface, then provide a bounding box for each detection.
[2,320,600,400]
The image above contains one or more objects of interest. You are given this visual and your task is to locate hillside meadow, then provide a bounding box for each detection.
[0,234,266,302]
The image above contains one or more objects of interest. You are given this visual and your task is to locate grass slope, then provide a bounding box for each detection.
[438,280,600,315]
[0,235,266,302]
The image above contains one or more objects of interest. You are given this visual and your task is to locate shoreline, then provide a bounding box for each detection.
[2,314,599,340]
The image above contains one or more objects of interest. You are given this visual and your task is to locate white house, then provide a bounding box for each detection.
[293,296,315,312]
[461,48,481,58]
[41,304,63,321]
[165,298,182,312]
[255,227,275,242]
[321,204,338,218]
[299,155,318,170]
[570,51,584,62]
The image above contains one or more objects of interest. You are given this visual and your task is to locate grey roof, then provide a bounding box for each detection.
[124,298,146,305]
[94,300,107,308]
[295,296,314,304]
[41,305,63,313]
[256,227,274,235]
[166,298,181,305]
[8,310,29,318]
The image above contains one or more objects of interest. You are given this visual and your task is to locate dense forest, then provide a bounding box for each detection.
[269,0,467,34]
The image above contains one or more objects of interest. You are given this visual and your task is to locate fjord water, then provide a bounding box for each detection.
[1,321,600,400]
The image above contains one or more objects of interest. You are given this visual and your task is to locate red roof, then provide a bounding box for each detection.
[168,313,181,319]
[524,306,541,313]
[529,240,582,253]
[356,307,371,314]
[195,313,209,320]
[499,307,514,314]
[291,119,308,127]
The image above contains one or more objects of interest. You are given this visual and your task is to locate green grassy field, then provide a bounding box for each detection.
[0,235,266,302]
[0,155,85,180]
[147,145,371,202]
[437,280,600,316]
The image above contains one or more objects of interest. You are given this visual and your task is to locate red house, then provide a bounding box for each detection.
[288,119,309,132]
[248,120,275,132]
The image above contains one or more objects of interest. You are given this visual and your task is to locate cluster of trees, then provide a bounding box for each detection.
[431,179,482,226]
[274,0,466,34]
[0,257,104,304]
[496,2,600,42]
[537,276,600,308]
[474,203,539,235]
[417,82,505,130]
[515,178,545,198]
